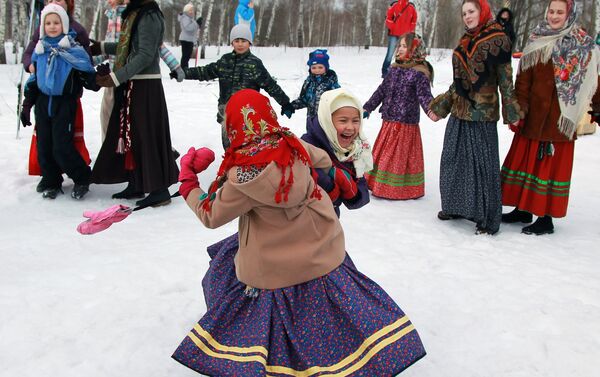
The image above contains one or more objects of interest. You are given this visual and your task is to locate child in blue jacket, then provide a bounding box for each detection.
[20,4,98,200]
[292,49,341,120]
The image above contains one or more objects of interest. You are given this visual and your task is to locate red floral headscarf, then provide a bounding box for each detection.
[202,89,321,211]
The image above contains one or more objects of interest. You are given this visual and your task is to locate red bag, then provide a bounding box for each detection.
[28,99,92,176]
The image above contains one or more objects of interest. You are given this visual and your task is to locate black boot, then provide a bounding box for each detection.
[437,211,462,221]
[42,186,63,199]
[502,208,533,223]
[112,184,144,199]
[135,189,171,208]
[522,216,554,235]
[71,184,89,200]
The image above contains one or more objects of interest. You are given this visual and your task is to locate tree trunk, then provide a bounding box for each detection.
[327,7,333,46]
[216,1,227,53]
[0,0,7,64]
[365,0,373,49]
[89,0,103,40]
[265,0,278,45]
[297,0,305,48]
[255,0,268,45]
[200,0,215,59]
[73,0,82,23]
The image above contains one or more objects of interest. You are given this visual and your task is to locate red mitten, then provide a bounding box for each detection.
[509,119,524,133]
[327,184,340,202]
[179,147,200,199]
[192,147,215,173]
[328,167,358,200]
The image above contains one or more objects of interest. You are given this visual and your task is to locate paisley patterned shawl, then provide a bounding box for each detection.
[452,20,512,101]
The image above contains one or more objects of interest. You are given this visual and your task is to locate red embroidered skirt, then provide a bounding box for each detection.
[365,121,424,200]
[501,134,574,218]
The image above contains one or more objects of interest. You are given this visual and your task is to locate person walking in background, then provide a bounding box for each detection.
[291,49,341,121]
[500,0,600,235]
[496,7,516,48]
[382,0,417,78]
[364,33,438,200]
[429,0,520,235]
[234,0,256,40]
[178,3,201,69]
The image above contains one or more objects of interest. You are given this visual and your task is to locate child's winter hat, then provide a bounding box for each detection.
[307,49,330,71]
[35,4,71,54]
[229,24,253,44]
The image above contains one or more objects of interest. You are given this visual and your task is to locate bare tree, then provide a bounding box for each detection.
[264,0,279,45]
[89,0,103,40]
[199,0,214,59]
[297,0,305,48]
[365,0,373,49]
[0,0,7,64]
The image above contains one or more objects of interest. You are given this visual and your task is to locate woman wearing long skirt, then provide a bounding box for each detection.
[500,0,600,235]
[172,89,425,376]
[91,0,179,206]
[429,0,521,235]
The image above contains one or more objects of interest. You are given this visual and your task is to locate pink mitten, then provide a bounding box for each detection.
[192,147,215,173]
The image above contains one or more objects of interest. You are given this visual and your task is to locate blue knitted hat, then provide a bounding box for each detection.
[307,49,330,71]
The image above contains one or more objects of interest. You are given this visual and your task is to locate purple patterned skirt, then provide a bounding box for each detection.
[172,234,426,376]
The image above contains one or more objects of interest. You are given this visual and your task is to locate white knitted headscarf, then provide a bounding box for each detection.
[34,4,71,54]
[317,88,373,176]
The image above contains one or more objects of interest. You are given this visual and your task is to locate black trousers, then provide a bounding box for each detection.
[180,40,194,69]
[35,95,91,187]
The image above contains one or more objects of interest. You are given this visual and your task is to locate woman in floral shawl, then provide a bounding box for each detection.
[429,0,520,235]
[171,89,426,377]
[500,0,600,235]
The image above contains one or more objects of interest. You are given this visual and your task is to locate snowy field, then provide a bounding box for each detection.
[1,45,600,377]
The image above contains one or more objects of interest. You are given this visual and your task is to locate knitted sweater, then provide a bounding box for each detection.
[364,66,433,124]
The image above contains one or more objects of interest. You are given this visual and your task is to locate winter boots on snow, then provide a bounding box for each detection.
[501,208,533,223]
[522,216,554,235]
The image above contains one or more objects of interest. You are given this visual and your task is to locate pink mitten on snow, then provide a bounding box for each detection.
[77,204,133,235]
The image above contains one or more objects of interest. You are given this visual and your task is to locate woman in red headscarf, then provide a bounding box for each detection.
[429,0,520,235]
[500,0,600,235]
[171,89,426,376]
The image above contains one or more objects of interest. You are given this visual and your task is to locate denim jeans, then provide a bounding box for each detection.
[381,35,399,78]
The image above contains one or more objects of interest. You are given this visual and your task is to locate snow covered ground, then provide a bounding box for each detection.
[1,46,600,377]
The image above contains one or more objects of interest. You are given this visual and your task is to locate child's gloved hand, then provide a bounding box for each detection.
[95,62,111,76]
[20,99,33,127]
[281,103,295,119]
[363,111,370,119]
[178,147,216,199]
[90,39,102,56]
[328,167,358,200]
[170,66,185,82]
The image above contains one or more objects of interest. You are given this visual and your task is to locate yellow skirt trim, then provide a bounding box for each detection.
[186,315,415,376]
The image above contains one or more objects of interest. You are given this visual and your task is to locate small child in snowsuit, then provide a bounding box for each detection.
[177,24,294,149]
[363,33,437,200]
[20,4,99,200]
[291,49,341,120]
[301,88,372,217]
